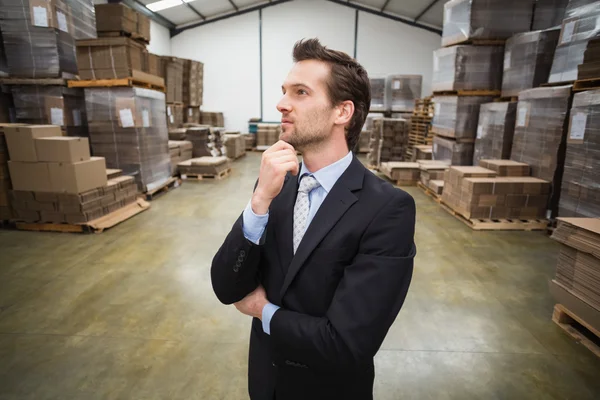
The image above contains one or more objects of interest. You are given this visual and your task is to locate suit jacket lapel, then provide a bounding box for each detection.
[279,156,365,298]
[274,173,297,274]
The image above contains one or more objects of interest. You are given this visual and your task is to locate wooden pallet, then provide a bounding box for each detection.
[573,77,600,92]
[14,199,150,234]
[181,168,231,181]
[68,70,165,92]
[440,201,548,231]
[393,179,418,187]
[553,304,600,358]
[540,80,575,88]
[494,96,518,102]
[417,181,441,203]
[98,30,150,44]
[430,126,476,143]
[432,89,501,97]
[144,177,181,200]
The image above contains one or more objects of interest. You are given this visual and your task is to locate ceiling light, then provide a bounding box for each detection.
[147,0,194,12]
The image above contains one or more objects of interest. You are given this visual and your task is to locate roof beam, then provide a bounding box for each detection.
[228,0,239,12]
[380,0,391,12]
[172,0,292,37]
[110,0,176,29]
[414,0,440,22]
[327,0,442,35]
[184,2,206,20]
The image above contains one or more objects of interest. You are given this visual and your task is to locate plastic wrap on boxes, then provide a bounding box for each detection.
[0,86,14,122]
[432,95,494,142]
[67,0,97,39]
[84,87,171,192]
[511,85,573,215]
[502,29,560,97]
[442,0,536,47]
[433,135,474,165]
[559,89,600,217]
[385,75,422,112]
[200,111,224,127]
[0,0,79,78]
[473,102,516,165]
[369,77,385,111]
[532,0,569,30]
[548,1,600,83]
[10,85,88,137]
[166,104,183,129]
[433,46,504,92]
[0,29,7,77]
[577,37,600,79]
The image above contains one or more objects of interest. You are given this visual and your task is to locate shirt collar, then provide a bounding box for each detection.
[298,151,353,193]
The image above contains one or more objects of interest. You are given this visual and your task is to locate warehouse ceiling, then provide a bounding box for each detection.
[133,0,444,35]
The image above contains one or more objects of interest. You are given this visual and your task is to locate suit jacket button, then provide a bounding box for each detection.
[272,362,277,367]
[240,250,246,257]
[233,265,239,272]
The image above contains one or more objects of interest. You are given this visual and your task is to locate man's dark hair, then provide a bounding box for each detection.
[293,38,371,152]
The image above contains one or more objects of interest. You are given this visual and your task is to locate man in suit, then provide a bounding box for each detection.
[211,38,416,400]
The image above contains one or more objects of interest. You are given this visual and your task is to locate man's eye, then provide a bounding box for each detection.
[298,89,307,95]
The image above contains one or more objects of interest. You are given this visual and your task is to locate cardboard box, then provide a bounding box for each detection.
[4,125,63,162]
[35,136,90,163]
[94,4,137,33]
[7,161,53,192]
[49,157,107,194]
[76,37,146,80]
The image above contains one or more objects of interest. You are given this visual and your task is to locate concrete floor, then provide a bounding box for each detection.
[0,151,599,399]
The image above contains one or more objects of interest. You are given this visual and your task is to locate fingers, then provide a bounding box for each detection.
[265,140,295,154]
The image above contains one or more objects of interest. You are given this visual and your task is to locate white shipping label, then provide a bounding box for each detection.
[570,112,587,140]
[142,109,150,127]
[188,108,193,117]
[433,143,438,153]
[33,6,49,27]
[477,125,483,139]
[433,56,439,72]
[434,103,441,116]
[517,105,528,127]
[504,51,511,70]
[119,108,135,128]
[72,109,81,126]
[50,108,64,126]
[169,114,174,123]
[57,11,68,33]
[167,106,171,116]
[561,21,576,44]
[393,80,401,90]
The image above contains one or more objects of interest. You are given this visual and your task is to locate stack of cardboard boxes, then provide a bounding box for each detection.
[178,156,231,177]
[4,124,137,223]
[223,133,246,160]
[380,162,420,185]
[200,112,225,127]
[367,118,408,167]
[166,104,184,129]
[385,75,422,112]
[550,218,600,339]
[473,102,517,166]
[256,124,281,149]
[168,140,192,176]
[0,123,20,220]
[442,163,550,221]
[95,3,150,43]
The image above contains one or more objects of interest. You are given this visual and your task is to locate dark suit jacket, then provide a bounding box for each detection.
[211,155,416,400]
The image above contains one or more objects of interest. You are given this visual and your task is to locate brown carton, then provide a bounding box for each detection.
[94,4,137,33]
[49,157,107,194]
[35,137,90,163]
[4,125,63,162]
[7,161,53,192]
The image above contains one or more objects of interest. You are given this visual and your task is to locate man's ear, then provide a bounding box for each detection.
[335,100,355,126]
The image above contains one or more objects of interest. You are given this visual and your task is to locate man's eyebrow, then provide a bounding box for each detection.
[282,83,312,91]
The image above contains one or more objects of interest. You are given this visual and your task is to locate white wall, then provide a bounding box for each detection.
[356,11,440,98]
[169,0,441,132]
[171,12,261,134]
[261,0,355,123]
[147,20,172,56]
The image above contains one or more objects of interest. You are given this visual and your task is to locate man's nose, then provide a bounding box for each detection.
[277,96,292,114]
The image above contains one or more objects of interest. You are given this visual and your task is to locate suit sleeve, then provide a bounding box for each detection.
[269,190,416,370]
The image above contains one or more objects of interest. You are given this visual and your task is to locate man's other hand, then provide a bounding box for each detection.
[234,285,269,320]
